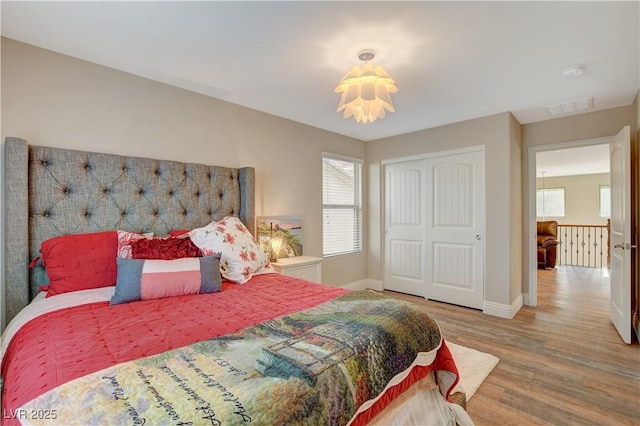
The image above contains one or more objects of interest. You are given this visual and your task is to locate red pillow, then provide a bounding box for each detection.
[39,231,118,297]
[131,237,202,260]
[169,229,190,237]
[117,230,152,259]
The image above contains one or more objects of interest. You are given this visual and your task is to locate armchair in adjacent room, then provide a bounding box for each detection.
[537,220,560,269]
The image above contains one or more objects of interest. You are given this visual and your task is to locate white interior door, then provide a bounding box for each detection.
[609,126,632,344]
[383,148,485,310]
[424,150,485,309]
[384,159,427,295]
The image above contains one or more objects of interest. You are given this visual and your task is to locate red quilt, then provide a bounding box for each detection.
[1,274,348,422]
[2,275,460,425]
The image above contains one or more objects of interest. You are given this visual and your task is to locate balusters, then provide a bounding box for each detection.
[557,224,608,268]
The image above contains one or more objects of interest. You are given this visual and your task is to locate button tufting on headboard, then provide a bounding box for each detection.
[3,137,255,326]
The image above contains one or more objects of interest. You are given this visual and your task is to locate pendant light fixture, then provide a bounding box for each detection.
[334,50,398,123]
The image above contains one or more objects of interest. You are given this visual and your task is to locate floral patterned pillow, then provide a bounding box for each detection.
[188,217,269,284]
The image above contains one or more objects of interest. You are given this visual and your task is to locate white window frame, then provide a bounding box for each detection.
[322,152,363,257]
[599,184,611,218]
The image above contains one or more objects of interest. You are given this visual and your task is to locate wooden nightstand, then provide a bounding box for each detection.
[271,256,322,283]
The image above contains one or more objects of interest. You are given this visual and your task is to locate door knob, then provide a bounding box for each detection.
[475,234,481,240]
[614,243,638,250]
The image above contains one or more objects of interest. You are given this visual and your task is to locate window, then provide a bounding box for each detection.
[322,153,363,257]
[599,185,610,218]
[536,187,565,217]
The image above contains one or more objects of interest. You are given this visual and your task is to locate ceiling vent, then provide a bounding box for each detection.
[545,97,593,117]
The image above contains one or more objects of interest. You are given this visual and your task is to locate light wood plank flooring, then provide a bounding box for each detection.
[381,266,640,425]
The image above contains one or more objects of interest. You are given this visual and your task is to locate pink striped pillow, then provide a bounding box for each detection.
[110,256,221,305]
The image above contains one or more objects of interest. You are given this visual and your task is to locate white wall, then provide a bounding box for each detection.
[0,38,368,329]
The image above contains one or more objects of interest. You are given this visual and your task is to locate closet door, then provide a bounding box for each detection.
[424,149,485,309]
[383,148,485,309]
[383,159,427,296]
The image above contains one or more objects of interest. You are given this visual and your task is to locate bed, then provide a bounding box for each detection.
[1,137,472,425]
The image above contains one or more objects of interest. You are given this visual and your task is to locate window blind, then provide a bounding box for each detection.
[322,154,363,257]
[536,187,565,217]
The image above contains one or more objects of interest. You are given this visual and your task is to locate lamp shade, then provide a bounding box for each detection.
[269,237,284,262]
[335,61,398,123]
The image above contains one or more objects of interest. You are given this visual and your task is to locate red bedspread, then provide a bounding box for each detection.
[1,274,349,419]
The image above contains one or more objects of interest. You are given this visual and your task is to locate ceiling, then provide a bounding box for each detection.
[1,1,639,143]
[536,144,610,178]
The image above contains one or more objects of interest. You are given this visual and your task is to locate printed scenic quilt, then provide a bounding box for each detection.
[18,290,445,425]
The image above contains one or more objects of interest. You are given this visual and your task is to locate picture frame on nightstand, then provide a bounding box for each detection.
[256,217,303,259]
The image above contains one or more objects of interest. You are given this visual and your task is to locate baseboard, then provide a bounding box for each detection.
[483,294,523,319]
[346,280,524,320]
[344,279,383,291]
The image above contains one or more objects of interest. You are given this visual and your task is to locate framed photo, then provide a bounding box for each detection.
[256,217,303,258]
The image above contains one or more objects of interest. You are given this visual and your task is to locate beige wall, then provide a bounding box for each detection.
[536,173,611,268]
[536,173,610,226]
[366,112,521,308]
[0,30,3,329]
[509,114,523,306]
[634,91,640,341]
[522,104,637,299]
[0,38,368,295]
[523,105,635,148]
[368,103,636,311]
[2,36,637,326]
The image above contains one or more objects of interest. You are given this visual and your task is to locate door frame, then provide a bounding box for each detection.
[526,136,613,306]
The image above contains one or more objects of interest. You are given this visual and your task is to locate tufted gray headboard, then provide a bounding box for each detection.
[3,137,255,324]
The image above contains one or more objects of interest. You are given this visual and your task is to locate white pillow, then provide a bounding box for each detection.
[189,217,269,284]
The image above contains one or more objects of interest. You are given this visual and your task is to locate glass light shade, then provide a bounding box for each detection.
[269,237,284,262]
[335,62,398,123]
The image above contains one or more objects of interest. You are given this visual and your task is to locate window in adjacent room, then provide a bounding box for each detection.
[322,153,363,257]
[599,185,611,218]
[536,187,565,217]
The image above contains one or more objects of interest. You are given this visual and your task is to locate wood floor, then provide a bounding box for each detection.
[382,266,640,425]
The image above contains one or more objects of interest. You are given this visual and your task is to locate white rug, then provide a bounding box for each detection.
[448,342,499,401]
